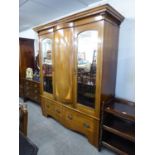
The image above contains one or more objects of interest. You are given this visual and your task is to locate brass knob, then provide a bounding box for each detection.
[67,115,73,120]
[46,104,50,108]
[56,109,60,114]
[34,96,38,99]
[83,123,90,129]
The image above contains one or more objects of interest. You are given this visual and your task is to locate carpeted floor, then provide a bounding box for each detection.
[20,98,115,155]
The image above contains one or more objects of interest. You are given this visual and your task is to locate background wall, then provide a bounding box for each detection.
[19,0,135,101]
[104,0,135,101]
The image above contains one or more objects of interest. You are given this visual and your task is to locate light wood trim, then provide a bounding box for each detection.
[33,4,124,32]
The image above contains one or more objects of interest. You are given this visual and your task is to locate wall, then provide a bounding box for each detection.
[19,0,135,101]
[103,0,135,101]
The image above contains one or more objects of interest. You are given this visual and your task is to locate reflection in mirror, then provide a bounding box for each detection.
[77,31,98,108]
[41,38,53,94]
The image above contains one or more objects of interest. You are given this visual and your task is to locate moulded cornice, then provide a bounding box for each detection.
[33,4,124,33]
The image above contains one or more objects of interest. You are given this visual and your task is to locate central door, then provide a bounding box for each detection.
[54,27,74,103]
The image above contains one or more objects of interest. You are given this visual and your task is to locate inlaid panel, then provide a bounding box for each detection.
[54,28,74,103]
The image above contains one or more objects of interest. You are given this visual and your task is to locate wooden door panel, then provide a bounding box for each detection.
[54,28,73,103]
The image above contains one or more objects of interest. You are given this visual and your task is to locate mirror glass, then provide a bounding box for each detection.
[77,30,98,108]
[41,38,53,94]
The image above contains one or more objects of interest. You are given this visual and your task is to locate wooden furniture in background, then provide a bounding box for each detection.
[19,105,28,136]
[34,4,124,148]
[19,105,39,155]
[19,38,35,97]
[23,78,40,104]
[100,98,135,154]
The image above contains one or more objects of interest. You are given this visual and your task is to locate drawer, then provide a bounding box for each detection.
[75,113,94,132]
[44,99,55,115]
[53,103,62,121]
[24,80,32,87]
[25,86,30,91]
[33,89,40,94]
[62,107,75,128]
[32,83,40,89]
[24,86,40,95]
[24,91,32,97]
[45,101,51,111]
[24,80,40,89]
[33,95,40,102]
[63,107,94,133]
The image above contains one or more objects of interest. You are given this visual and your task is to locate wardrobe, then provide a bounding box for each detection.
[19,38,35,97]
[19,38,40,103]
[34,4,124,148]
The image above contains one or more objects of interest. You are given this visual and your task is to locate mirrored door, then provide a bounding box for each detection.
[76,30,98,108]
[41,37,53,94]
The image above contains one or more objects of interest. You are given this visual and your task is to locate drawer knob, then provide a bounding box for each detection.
[83,123,90,129]
[56,109,60,114]
[34,96,38,99]
[46,105,50,108]
[67,115,73,120]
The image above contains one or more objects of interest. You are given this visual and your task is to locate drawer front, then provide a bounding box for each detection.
[62,107,75,128]
[24,85,40,96]
[32,83,40,89]
[33,95,40,102]
[24,80,40,88]
[45,100,51,112]
[31,88,40,95]
[24,88,40,102]
[24,86,31,92]
[25,80,32,87]
[41,99,98,147]
[24,79,40,103]
[24,90,32,97]
[44,98,55,115]
[75,113,94,132]
[43,98,64,120]
[53,103,62,121]
[63,107,94,133]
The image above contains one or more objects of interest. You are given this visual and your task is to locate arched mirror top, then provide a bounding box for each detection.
[41,38,52,65]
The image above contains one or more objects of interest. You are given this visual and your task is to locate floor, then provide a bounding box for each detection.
[20,98,115,155]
